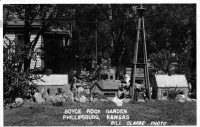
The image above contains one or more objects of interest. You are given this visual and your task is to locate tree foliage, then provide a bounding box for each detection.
[145,4,196,54]
[149,49,177,75]
[3,37,45,104]
[3,4,62,72]
[4,4,196,96]
[146,4,196,92]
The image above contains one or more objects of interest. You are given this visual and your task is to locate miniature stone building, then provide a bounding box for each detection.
[152,74,188,99]
[33,74,70,96]
[90,80,120,98]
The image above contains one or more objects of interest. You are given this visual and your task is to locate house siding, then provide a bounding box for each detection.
[3,34,15,46]
[4,33,43,69]
[30,34,42,69]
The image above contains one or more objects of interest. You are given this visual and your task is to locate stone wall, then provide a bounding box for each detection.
[157,87,188,99]
[37,85,70,96]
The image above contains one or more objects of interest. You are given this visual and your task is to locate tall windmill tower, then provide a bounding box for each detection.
[130,5,151,100]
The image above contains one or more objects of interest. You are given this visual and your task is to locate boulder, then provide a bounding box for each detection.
[60,98,66,102]
[74,97,79,102]
[47,96,57,103]
[89,96,94,102]
[85,89,90,94]
[138,99,145,102]
[41,87,45,95]
[78,86,84,91]
[79,95,89,103]
[68,92,74,102]
[100,98,108,101]
[118,90,124,99]
[15,98,24,107]
[177,95,186,103]
[160,96,168,101]
[29,98,34,103]
[34,92,45,104]
[124,90,130,96]
[93,98,99,102]
[186,98,192,102]
[112,96,123,106]
[62,93,68,101]
[42,92,50,101]
[77,87,85,96]
[122,98,131,103]
[178,99,185,103]
[11,103,16,108]
[55,95,62,102]
[46,95,64,105]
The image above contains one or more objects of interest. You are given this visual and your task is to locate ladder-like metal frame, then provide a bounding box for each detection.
[130,6,151,101]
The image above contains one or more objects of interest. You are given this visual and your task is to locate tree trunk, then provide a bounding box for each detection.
[24,58,31,72]
[167,67,171,76]
[3,23,7,37]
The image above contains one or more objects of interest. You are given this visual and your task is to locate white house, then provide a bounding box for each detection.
[4,20,70,70]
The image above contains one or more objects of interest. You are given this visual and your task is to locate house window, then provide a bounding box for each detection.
[43,34,67,47]
[92,93,99,95]
[18,35,24,45]
[16,34,25,46]
[104,93,115,97]
[43,33,69,74]
[161,90,167,98]
[47,88,50,95]
[110,76,113,80]
[57,88,62,94]
[101,74,108,80]
[178,91,184,95]
[135,80,144,84]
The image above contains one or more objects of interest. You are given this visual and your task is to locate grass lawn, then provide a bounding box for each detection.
[4,100,196,126]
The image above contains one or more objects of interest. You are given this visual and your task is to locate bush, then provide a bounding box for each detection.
[52,101,63,107]
[3,37,44,105]
[165,86,180,100]
[189,91,196,99]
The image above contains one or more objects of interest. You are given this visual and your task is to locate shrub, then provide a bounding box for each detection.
[52,101,63,107]
[3,37,50,105]
[165,86,180,100]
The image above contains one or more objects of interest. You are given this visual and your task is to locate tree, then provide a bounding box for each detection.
[3,4,61,104]
[41,39,80,74]
[146,4,196,93]
[3,4,62,72]
[4,4,196,91]
[149,49,177,75]
[3,37,45,105]
[3,5,15,37]
[176,42,196,93]
[62,4,195,80]
[66,4,139,78]
[144,4,196,55]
